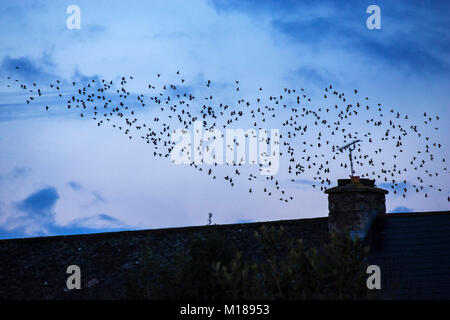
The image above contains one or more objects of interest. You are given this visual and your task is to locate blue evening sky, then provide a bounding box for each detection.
[0,0,449,239]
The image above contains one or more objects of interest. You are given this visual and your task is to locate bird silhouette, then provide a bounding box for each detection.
[4,67,447,204]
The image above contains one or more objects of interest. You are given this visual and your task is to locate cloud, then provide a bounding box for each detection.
[10,166,32,179]
[213,0,450,77]
[91,191,106,203]
[67,213,124,230]
[0,186,127,239]
[0,227,28,240]
[294,66,328,85]
[274,16,353,43]
[0,54,106,122]
[0,166,32,182]
[0,0,448,239]
[378,181,422,194]
[0,187,60,236]
[292,179,315,186]
[68,181,83,191]
[15,187,59,220]
[71,68,103,86]
[355,34,450,76]
[0,54,56,83]
[1,54,103,90]
[235,219,253,224]
[210,0,305,14]
[390,206,413,213]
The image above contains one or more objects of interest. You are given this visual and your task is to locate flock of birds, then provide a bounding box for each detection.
[4,66,449,203]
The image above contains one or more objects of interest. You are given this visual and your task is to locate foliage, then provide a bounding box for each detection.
[125,225,373,299]
[126,230,234,299]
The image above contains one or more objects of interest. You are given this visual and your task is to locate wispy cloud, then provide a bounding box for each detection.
[390,206,413,213]
[68,181,83,191]
[292,179,315,186]
[0,166,32,182]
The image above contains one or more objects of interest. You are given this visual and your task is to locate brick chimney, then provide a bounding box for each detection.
[324,177,388,239]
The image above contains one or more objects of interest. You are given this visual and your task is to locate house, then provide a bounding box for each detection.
[0,177,449,299]
[325,176,450,299]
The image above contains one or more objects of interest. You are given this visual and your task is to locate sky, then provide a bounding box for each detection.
[0,0,449,239]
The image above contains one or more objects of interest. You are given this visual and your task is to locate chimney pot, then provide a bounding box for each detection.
[351,176,360,184]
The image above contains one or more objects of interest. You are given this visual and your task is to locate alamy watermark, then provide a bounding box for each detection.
[170,121,280,175]
[66,264,81,290]
[366,265,381,290]
[66,5,81,30]
[366,5,381,30]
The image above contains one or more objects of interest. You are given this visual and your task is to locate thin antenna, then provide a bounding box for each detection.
[338,139,361,177]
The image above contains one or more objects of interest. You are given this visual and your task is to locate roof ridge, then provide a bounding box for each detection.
[0,216,328,243]
[384,210,450,217]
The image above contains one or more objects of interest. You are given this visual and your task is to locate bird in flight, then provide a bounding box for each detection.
[4,66,447,204]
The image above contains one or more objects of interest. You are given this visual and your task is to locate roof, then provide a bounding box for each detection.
[369,210,450,299]
[0,216,329,299]
[0,211,449,299]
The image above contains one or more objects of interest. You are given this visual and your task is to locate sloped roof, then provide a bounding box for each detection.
[0,211,449,299]
[0,216,329,299]
[369,211,450,299]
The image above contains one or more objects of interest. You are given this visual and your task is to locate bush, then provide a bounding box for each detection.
[125,226,372,299]
[125,230,234,299]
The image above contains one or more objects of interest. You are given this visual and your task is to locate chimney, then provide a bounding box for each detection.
[324,177,388,239]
